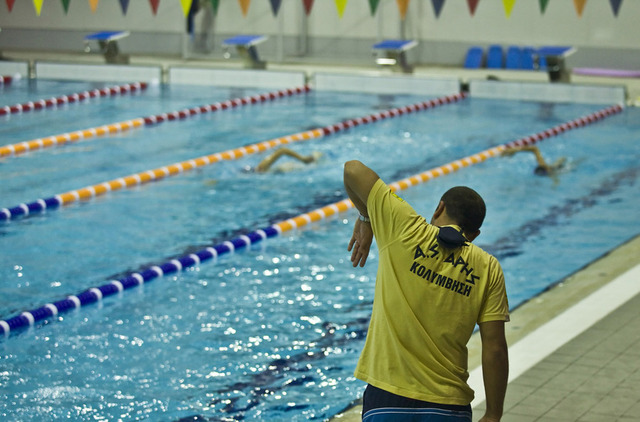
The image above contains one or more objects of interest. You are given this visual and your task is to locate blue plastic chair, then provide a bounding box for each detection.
[537,53,548,71]
[464,46,484,69]
[521,47,536,70]
[486,45,504,69]
[505,46,523,69]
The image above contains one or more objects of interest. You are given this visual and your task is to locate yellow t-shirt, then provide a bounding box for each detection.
[354,179,509,405]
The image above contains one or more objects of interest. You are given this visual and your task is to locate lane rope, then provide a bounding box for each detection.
[0,74,19,85]
[0,92,467,222]
[384,103,625,192]
[141,86,310,126]
[0,118,146,159]
[0,85,310,159]
[0,81,148,116]
[0,102,623,336]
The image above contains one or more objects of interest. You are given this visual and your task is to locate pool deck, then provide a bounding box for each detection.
[3,48,640,104]
[3,49,639,421]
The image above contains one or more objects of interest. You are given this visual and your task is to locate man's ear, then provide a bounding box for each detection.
[466,229,480,243]
[431,201,445,224]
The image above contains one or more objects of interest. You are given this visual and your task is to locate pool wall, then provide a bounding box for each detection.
[0,61,628,105]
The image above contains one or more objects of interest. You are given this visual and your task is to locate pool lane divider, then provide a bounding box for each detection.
[0,74,19,85]
[0,92,467,222]
[384,103,625,193]
[272,103,624,232]
[141,86,310,126]
[0,118,146,159]
[0,82,148,116]
[0,85,310,159]
[0,102,622,337]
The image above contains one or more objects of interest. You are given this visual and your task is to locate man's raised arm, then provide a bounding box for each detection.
[343,160,380,268]
[343,160,380,217]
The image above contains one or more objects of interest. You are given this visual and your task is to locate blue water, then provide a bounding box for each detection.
[1,79,639,421]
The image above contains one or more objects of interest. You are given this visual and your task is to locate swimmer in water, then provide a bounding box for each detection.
[253,147,323,173]
[502,145,567,177]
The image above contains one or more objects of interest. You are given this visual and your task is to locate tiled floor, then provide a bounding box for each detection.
[496,292,640,421]
[474,247,640,421]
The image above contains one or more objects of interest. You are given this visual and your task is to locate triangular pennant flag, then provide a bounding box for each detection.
[573,0,586,17]
[89,0,99,13]
[502,0,516,18]
[7,0,16,12]
[33,0,44,15]
[269,0,282,16]
[396,0,410,20]
[210,0,220,15]
[368,0,380,16]
[539,0,550,14]
[238,0,250,16]
[119,0,130,15]
[302,0,314,16]
[149,0,160,15]
[335,0,347,18]
[466,0,479,16]
[609,0,622,16]
[61,0,71,13]
[180,0,192,17]
[431,0,445,18]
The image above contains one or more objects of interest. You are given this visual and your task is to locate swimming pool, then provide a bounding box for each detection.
[1,75,639,421]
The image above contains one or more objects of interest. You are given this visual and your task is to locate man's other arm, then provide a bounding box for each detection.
[478,320,509,422]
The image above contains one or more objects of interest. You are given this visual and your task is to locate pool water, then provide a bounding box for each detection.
[1,80,639,421]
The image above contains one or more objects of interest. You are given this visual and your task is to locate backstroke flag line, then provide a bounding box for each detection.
[33,0,43,15]
[396,0,410,20]
[0,1,625,23]
[573,0,587,17]
[502,0,516,18]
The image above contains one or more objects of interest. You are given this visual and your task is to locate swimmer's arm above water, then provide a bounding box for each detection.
[255,147,315,173]
[501,145,548,168]
[344,160,379,267]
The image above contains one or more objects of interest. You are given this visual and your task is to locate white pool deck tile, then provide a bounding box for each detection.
[471,257,640,421]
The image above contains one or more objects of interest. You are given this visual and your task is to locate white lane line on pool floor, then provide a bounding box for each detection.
[469,263,640,408]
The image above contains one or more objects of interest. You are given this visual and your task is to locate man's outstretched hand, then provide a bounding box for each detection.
[348,219,373,267]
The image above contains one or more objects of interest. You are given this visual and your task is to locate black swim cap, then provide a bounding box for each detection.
[534,165,548,176]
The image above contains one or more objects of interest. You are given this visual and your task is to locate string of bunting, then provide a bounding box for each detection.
[7,0,625,18]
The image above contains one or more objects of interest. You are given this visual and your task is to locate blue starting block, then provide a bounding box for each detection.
[537,46,576,82]
[84,31,130,64]
[372,39,418,74]
[222,35,268,69]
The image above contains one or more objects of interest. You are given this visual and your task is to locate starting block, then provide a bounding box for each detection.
[84,31,130,64]
[373,40,418,74]
[537,46,576,83]
[222,35,268,69]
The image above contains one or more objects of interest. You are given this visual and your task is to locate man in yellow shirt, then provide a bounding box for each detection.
[343,160,509,422]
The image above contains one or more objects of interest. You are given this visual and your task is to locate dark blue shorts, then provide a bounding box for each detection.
[362,385,471,422]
